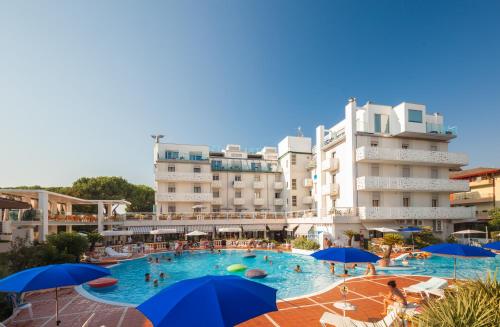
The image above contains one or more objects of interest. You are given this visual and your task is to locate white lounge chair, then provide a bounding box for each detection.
[320,310,398,327]
[105,247,132,258]
[403,277,448,298]
[392,253,410,261]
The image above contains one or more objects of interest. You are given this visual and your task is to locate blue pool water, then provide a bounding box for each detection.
[81,250,499,305]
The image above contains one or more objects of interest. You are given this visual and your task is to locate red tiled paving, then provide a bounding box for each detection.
[5,275,432,327]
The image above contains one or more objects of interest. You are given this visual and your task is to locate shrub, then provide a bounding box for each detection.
[292,236,319,250]
[412,273,500,327]
[47,232,89,263]
[413,228,441,248]
[446,234,458,243]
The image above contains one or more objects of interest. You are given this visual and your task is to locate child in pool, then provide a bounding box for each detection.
[145,273,151,282]
[294,265,302,273]
[153,279,159,287]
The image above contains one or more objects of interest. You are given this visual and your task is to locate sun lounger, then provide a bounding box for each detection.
[403,277,448,298]
[105,247,132,258]
[392,253,410,261]
[320,311,398,327]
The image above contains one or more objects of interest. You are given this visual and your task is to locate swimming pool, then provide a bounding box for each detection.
[81,250,499,305]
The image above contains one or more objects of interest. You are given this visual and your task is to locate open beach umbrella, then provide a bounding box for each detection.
[137,275,277,327]
[0,264,110,325]
[399,227,422,250]
[452,229,486,245]
[186,230,208,236]
[311,248,380,311]
[483,241,500,251]
[421,243,495,279]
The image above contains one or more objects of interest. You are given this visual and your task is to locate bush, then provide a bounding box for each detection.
[292,236,319,250]
[47,232,89,263]
[412,273,500,326]
[413,228,441,248]
[446,235,458,243]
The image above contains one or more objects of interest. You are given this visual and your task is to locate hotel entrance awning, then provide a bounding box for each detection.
[242,225,266,232]
[295,224,313,236]
[267,224,284,231]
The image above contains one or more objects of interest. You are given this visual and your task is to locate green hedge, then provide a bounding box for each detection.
[292,236,319,250]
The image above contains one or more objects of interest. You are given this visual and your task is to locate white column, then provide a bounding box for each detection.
[97,201,104,233]
[107,203,113,216]
[65,202,72,215]
[315,125,325,217]
[39,191,49,241]
[344,98,358,209]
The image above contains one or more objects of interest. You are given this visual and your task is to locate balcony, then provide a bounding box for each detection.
[322,128,346,150]
[302,196,313,204]
[322,183,339,197]
[274,198,284,206]
[253,181,265,189]
[321,157,339,172]
[273,182,284,190]
[304,178,313,188]
[234,198,245,206]
[155,171,212,182]
[233,181,244,189]
[211,162,280,173]
[253,198,265,206]
[306,160,316,170]
[356,176,469,192]
[358,206,476,220]
[212,197,223,205]
[356,146,468,167]
[157,193,213,202]
[469,179,494,187]
[451,191,494,205]
[212,180,222,188]
[159,151,209,162]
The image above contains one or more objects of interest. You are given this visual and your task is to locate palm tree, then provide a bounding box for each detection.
[379,233,404,266]
[86,231,104,252]
[343,230,358,247]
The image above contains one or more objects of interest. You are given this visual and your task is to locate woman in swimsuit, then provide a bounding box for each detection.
[380,280,407,315]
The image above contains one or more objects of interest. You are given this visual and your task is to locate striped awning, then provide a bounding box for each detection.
[242,225,266,232]
[267,224,284,231]
[295,224,313,236]
[286,224,298,232]
[217,225,241,233]
[128,226,154,234]
[186,225,214,233]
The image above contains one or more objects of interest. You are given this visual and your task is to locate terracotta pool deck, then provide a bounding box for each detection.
[5,275,430,327]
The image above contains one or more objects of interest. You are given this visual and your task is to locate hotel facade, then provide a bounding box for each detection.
[1,98,476,247]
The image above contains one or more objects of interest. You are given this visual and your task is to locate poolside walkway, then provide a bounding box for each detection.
[5,275,429,327]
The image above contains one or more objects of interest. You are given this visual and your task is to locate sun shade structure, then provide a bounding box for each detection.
[150,229,178,235]
[186,230,208,236]
[399,227,422,250]
[370,227,399,233]
[101,230,134,236]
[136,275,277,327]
[421,243,496,279]
[0,264,110,325]
[483,241,500,251]
[311,248,380,312]
[0,198,31,209]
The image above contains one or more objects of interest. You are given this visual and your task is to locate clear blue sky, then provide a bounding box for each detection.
[1,0,499,187]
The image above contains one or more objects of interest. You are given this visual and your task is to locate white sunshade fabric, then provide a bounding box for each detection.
[371,227,399,233]
[128,226,154,234]
[294,224,313,235]
[186,230,208,236]
[150,228,178,235]
[452,229,486,234]
[217,226,241,233]
[186,225,214,233]
[242,225,266,232]
[267,224,284,231]
[286,224,298,232]
[101,230,133,237]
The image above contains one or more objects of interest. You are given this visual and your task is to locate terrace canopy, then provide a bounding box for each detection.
[150,229,178,235]
[101,230,133,237]
[0,198,31,209]
[217,227,241,233]
[295,224,313,236]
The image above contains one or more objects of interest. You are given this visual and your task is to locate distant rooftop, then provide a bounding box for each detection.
[450,167,500,179]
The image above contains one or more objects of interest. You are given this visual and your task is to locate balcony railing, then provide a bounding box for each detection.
[469,179,494,187]
[155,171,212,182]
[49,213,98,223]
[306,160,316,170]
[321,157,339,172]
[356,146,468,166]
[302,196,313,204]
[159,151,209,162]
[322,183,339,197]
[273,182,284,190]
[253,181,265,189]
[304,178,313,188]
[253,198,265,206]
[156,193,213,202]
[358,206,475,220]
[157,211,287,221]
[425,123,457,136]
[356,176,469,192]
[274,198,284,206]
[212,180,222,188]
[451,191,494,204]
[233,181,244,189]
[8,209,42,222]
[322,128,346,148]
[211,162,280,173]
[233,198,245,206]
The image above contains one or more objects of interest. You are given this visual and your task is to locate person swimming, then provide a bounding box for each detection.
[159,272,166,280]
[155,257,160,264]
[365,262,377,276]
[217,249,221,254]
[145,273,151,282]
[294,265,302,273]
[148,257,153,263]
[167,257,172,262]
[153,279,159,287]
[329,262,335,274]
[264,255,268,261]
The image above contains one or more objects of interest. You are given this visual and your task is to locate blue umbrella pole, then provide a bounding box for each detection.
[454,257,457,280]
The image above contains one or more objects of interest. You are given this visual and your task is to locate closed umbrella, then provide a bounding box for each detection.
[0,264,110,325]
[311,248,380,312]
[421,243,495,279]
[137,275,277,327]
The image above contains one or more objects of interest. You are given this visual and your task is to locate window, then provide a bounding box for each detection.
[235,175,241,181]
[402,166,411,178]
[212,207,220,213]
[235,191,242,198]
[403,193,410,207]
[332,199,336,208]
[408,109,423,123]
[254,175,260,181]
[250,162,261,171]
[213,191,220,198]
[274,192,280,199]
[434,220,443,232]
[168,183,176,193]
[331,152,336,158]
[430,144,438,151]
[432,194,439,207]
[212,174,219,181]
[193,166,201,173]
[193,185,201,193]
[292,179,297,190]
[166,151,179,160]
[189,152,203,161]
[371,164,380,177]
[255,191,261,198]
[374,114,390,133]
[402,143,410,149]
[431,167,438,179]
[291,154,296,165]
[372,192,380,207]
[167,165,175,172]
[331,174,336,183]
[194,207,202,213]
[292,196,297,207]
[370,140,378,147]
[168,205,176,213]
[212,160,222,170]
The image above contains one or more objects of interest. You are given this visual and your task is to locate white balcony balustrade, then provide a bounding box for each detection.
[253,181,265,189]
[155,171,212,182]
[273,182,284,190]
[322,183,339,197]
[253,198,265,206]
[321,157,339,172]
[233,181,244,189]
[356,146,468,167]
[358,206,475,220]
[356,176,469,192]
[233,198,245,206]
[274,198,284,206]
[157,193,213,202]
[302,196,313,204]
[212,197,223,205]
[303,178,313,188]
[211,180,222,188]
